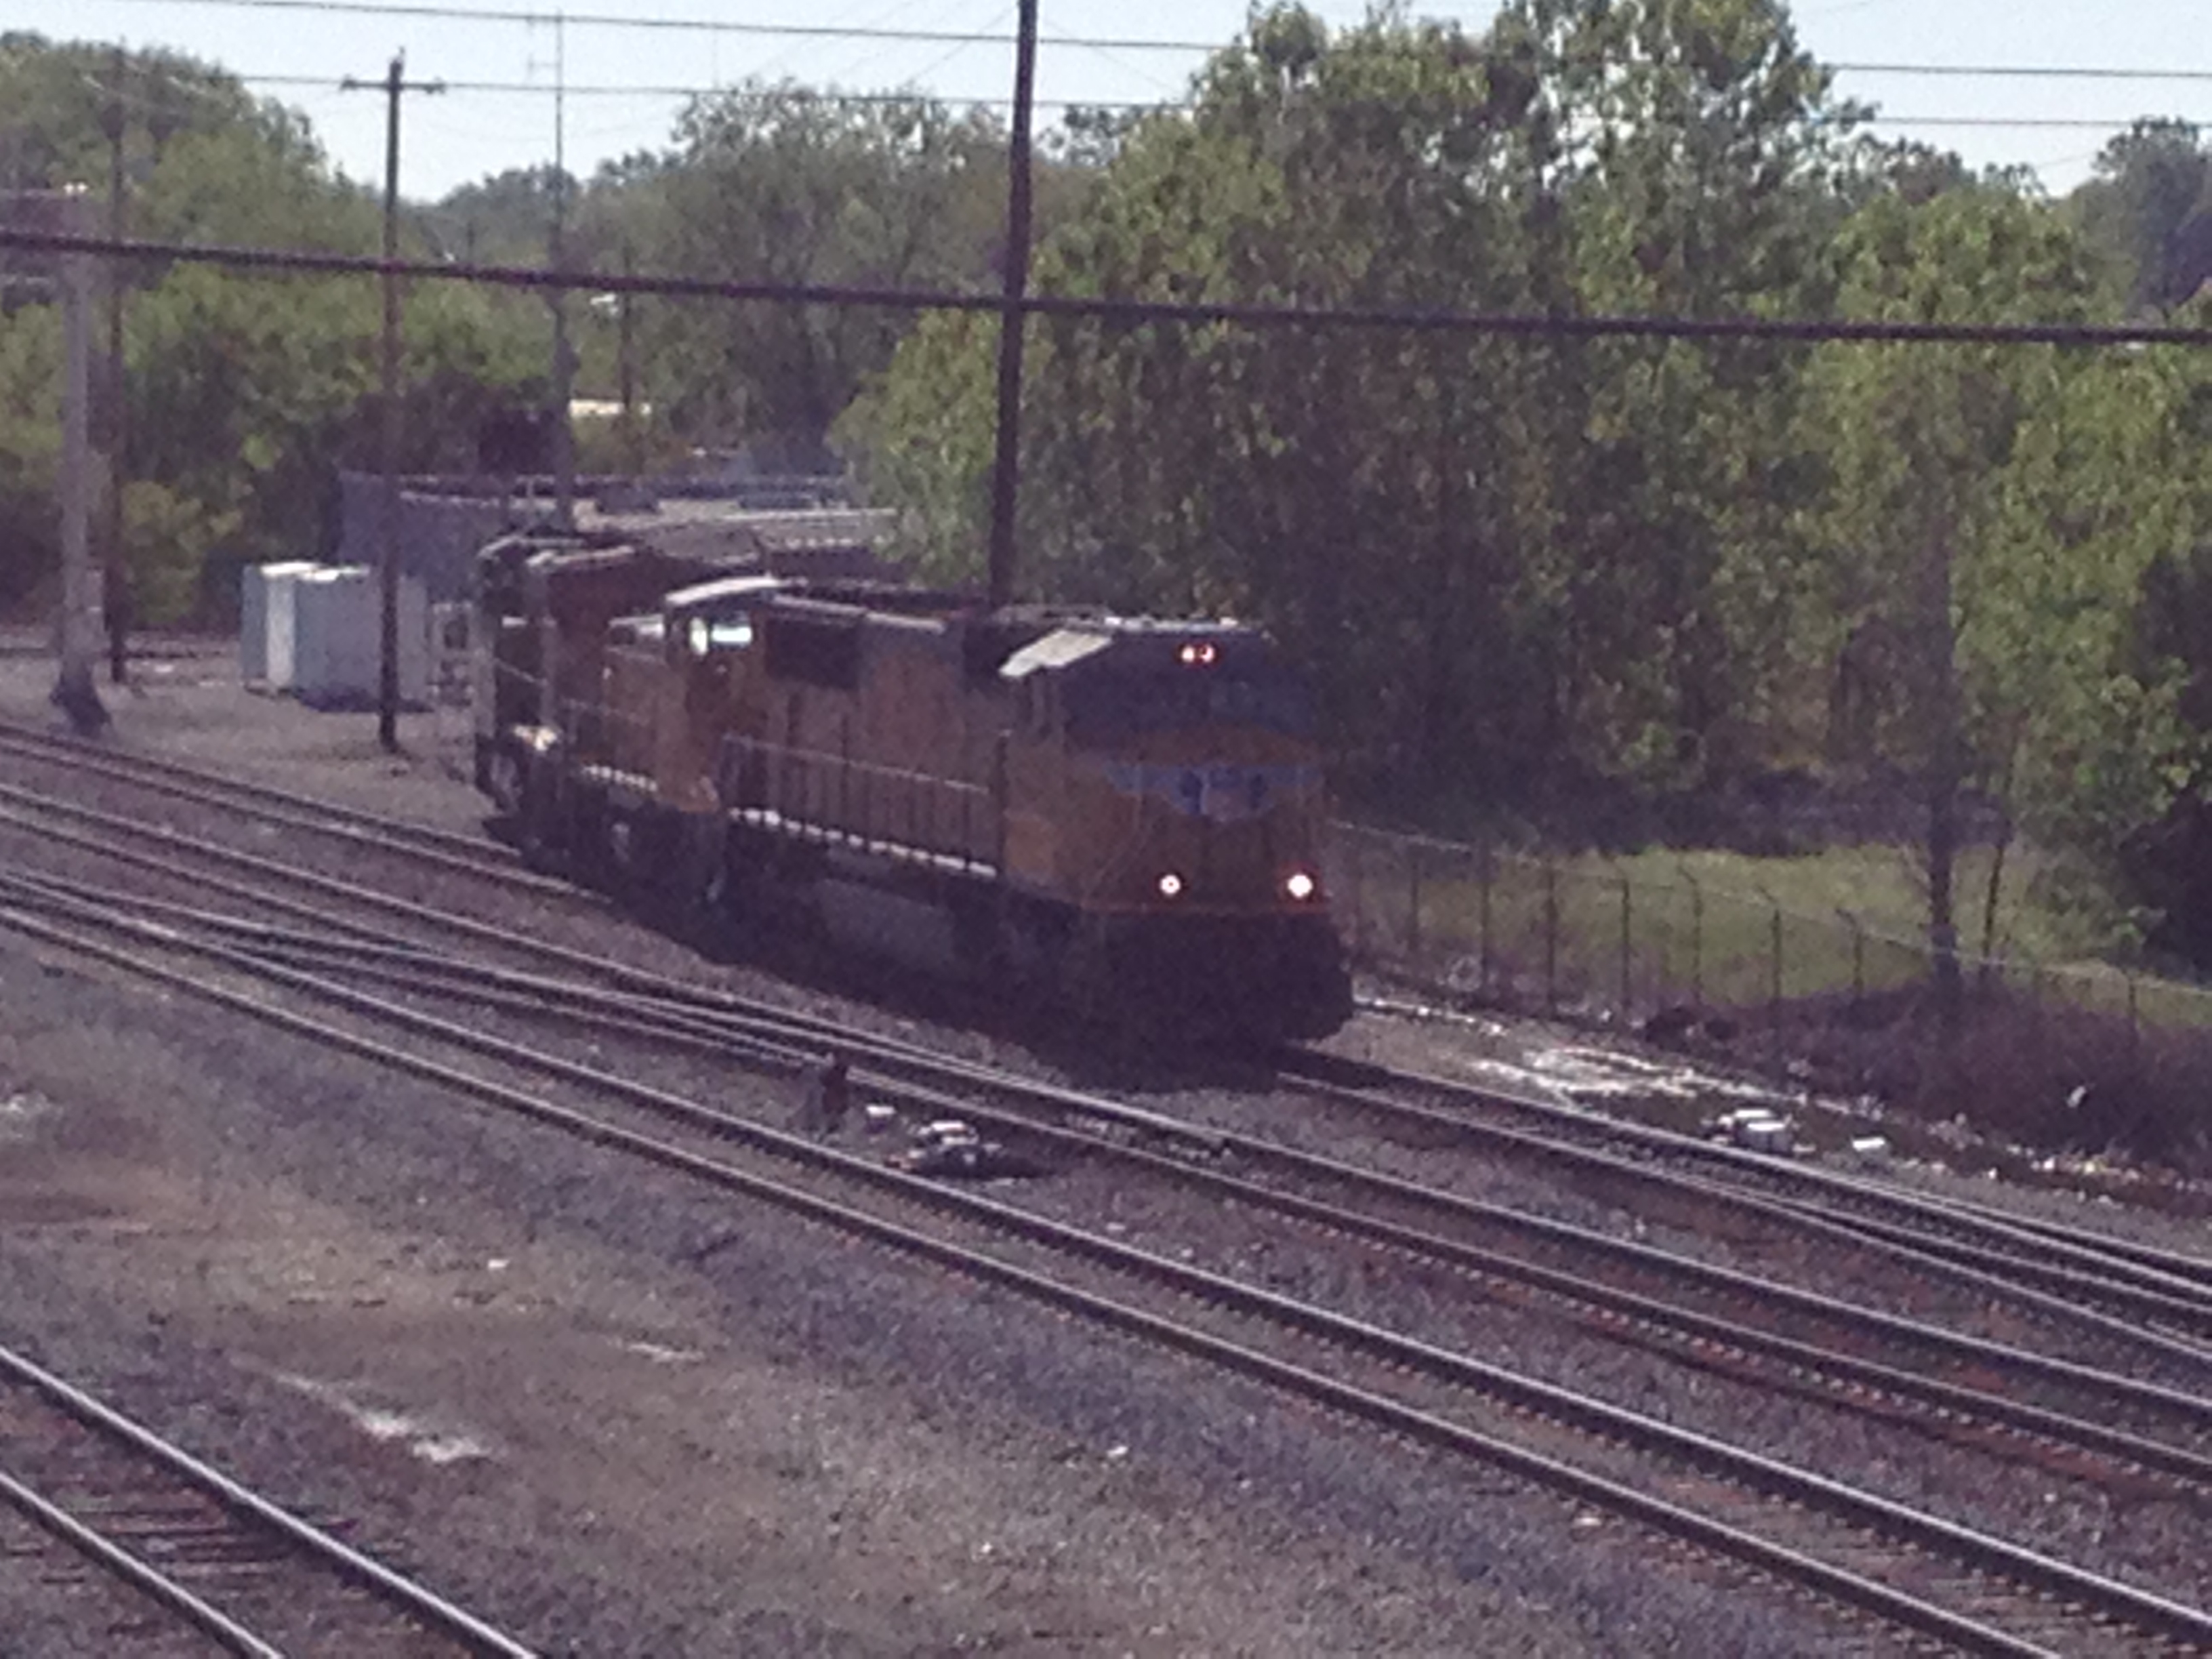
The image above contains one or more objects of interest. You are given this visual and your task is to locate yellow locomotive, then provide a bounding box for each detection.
[474,536,1351,1040]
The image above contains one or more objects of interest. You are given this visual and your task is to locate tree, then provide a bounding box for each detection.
[1808,182,2193,1000]
[846,1,1860,815]
[0,35,548,621]
[2072,120,2212,311]
[621,83,1010,461]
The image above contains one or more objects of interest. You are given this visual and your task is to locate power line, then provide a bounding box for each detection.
[71,0,2212,83]
[82,0,1208,52]
[1834,62,2212,84]
[220,72,2205,132]
[4,226,2207,350]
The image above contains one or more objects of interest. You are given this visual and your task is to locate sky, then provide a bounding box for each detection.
[9,0,2209,204]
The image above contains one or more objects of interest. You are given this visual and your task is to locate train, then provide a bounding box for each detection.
[470,521,1352,1040]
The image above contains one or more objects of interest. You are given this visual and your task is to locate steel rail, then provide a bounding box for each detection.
[102,893,2206,1460]
[1282,1050,2212,1317]
[0,722,565,893]
[2,780,2206,1385]
[4,897,2207,1656]
[9,720,2206,1310]
[181,921,2212,1486]
[0,789,1223,1145]
[9,734,2205,1311]
[1279,1063,2212,1372]
[0,1469,291,1659]
[0,1340,538,1656]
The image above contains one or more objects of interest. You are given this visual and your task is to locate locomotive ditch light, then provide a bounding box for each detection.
[1176,641,1218,667]
[1157,872,1186,899]
[1284,869,1318,902]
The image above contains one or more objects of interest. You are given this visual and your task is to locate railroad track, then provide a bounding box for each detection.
[1284,1045,2212,1309]
[0,1339,533,1656]
[3,875,2210,1654]
[2,749,2207,1395]
[10,716,2205,1329]
[7,733,2212,1649]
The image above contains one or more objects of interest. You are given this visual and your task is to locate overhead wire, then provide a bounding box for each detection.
[207,70,2201,132]
[3,225,2206,350]
[58,0,2212,84]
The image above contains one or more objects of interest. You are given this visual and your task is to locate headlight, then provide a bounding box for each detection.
[1157,872,1185,899]
[1284,870,1317,901]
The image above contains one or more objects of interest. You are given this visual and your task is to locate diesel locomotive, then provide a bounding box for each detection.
[472,531,1351,1040]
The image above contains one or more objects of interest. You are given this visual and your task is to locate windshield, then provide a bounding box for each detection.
[686,614,756,655]
[1063,668,1314,746]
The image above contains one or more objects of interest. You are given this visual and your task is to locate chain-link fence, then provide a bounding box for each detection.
[1324,820,2212,1061]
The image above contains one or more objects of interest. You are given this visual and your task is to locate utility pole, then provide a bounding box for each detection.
[1,188,106,729]
[344,55,443,752]
[985,0,1038,610]
[102,45,131,685]
[617,239,640,476]
[54,188,107,731]
[548,12,577,528]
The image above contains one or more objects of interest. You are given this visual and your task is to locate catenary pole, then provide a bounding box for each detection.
[549,12,576,529]
[344,56,442,752]
[985,0,1038,609]
[54,188,106,731]
[103,46,131,686]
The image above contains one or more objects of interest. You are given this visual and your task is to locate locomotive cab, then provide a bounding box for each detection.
[998,621,1349,1039]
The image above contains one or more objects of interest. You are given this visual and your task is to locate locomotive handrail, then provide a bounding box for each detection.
[716,734,993,867]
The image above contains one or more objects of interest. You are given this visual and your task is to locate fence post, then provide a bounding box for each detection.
[1841,908,1865,1017]
[1346,832,1366,955]
[1479,838,1494,998]
[1769,899,1784,1079]
[1618,872,1633,1023]
[1407,838,1424,966]
[1544,858,1559,1014]
[2128,972,2140,1063]
[1685,867,1703,1010]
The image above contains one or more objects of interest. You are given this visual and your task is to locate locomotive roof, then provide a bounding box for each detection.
[998,617,1275,680]
[661,572,787,614]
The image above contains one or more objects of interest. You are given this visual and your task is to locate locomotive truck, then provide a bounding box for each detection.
[474,533,1351,1040]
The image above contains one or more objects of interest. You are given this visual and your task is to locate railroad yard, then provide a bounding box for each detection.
[0,645,2209,1656]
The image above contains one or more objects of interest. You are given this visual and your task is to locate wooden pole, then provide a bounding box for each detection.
[985,0,1038,609]
[345,56,442,751]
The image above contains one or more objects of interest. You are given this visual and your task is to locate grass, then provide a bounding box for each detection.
[1335,830,2212,1029]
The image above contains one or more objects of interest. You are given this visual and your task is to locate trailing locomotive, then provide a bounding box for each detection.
[472,533,1351,1040]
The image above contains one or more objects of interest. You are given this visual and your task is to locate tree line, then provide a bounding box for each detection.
[3,4,2211,963]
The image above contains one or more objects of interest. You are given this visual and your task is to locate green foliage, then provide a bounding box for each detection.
[118,478,237,622]
[1808,184,2193,912]
[850,0,1860,798]
[846,1,2212,959]
[2070,120,2212,312]
[615,83,1012,456]
[0,35,544,617]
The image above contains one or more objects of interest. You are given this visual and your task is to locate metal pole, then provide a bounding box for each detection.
[1543,858,1559,1013]
[618,239,640,475]
[377,56,404,752]
[985,0,1038,608]
[54,190,106,731]
[550,12,576,528]
[1618,873,1633,1021]
[104,47,130,685]
[344,56,441,752]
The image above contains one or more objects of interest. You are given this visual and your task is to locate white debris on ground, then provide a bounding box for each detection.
[1357,989,2208,1208]
[1706,1107,1797,1155]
